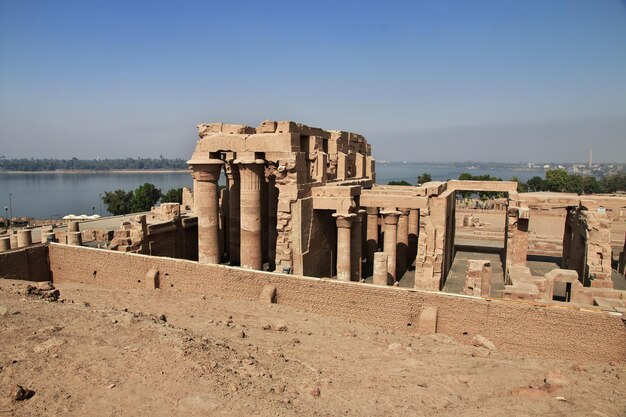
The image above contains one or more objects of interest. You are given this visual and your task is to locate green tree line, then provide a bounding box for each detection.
[513,170,626,194]
[387,170,626,196]
[102,184,183,215]
[0,157,187,171]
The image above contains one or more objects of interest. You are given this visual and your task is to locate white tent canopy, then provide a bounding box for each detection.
[62,214,102,220]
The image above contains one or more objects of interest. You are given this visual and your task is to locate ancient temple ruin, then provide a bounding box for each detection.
[186,120,375,277]
[184,120,626,309]
[0,119,625,309]
[1,119,626,363]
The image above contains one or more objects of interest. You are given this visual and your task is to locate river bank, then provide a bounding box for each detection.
[1,165,546,219]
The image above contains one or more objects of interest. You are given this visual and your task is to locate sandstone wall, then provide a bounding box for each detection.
[0,245,51,282]
[47,243,626,363]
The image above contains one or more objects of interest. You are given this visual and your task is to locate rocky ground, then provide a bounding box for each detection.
[0,279,624,417]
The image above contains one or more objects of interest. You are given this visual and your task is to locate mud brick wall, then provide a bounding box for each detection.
[47,243,626,363]
[146,228,178,258]
[0,245,51,282]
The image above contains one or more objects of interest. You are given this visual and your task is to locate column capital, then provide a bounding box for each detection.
[381,210,402,225]
[353,209,366,223]
[365,206,379,216]
[398,208,410,216]
[187,158,224,182]
[333,212,356,228]
[238,160,265,191]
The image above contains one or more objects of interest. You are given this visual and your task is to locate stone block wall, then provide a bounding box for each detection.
[562,205,613,288]
[0,245,51,282]
[414,190,455,290]
[47,243,626,363]
[464,260,492,297]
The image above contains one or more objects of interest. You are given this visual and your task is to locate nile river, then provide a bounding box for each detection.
[0,163,544,219]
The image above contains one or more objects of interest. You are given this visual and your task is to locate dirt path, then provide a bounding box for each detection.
[0,279,624,416]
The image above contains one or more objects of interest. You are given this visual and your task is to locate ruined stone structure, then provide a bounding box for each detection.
[104,204,198,260]
[1,119,626,364]
[0,120,624,314]
[183,120,625,312]
[464,260,492,297]
[187,120,376,277]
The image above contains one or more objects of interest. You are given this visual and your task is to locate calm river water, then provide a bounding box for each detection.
[0,163,544,219]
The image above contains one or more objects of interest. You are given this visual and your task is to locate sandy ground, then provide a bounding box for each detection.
[1,280,625,417]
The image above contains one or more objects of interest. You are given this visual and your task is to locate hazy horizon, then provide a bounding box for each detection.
[1,1,625,163]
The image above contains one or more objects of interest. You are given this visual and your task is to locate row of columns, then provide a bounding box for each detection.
[333,207,419,285]
[0,221,85,252]
[189,155,420,284]
[190,157,271,271]
[0,230,33,251]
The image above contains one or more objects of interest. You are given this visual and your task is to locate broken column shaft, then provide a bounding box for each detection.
[373,252,389,286]
[0,236,10,251]
[334,212,355,282]
[351,210,365,281]
[382,210,401,283]
[17,229,32,248]
[365,207,379,266]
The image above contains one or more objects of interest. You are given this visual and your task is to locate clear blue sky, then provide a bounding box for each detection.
[1,0,625,162]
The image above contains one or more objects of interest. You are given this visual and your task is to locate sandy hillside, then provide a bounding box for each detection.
[0,279,624,417]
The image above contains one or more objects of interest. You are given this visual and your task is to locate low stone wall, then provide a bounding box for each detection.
[0,245,51,282]
[47,243,626,363]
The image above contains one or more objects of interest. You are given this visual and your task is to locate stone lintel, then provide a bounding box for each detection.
[360,193,428,210]
[234,158,265,165]
[312,185,362,198]
[312,196,355,212]
[447,180,516,194]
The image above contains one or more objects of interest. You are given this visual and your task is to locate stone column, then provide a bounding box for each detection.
[9,233,18,249]
[0,236,10,252]
[188,158,224,264]
[267,174,278,271]
[219,187,228,262]
[373,252,389,286]
[396,209,410,278]
[17,229,32,248]
[333,212,355,282]
[261,174,269,264]
[226,163,241,266]
[68,221,79,233]
[350,210,365,281]
[381,210,401,283]
[237,158,265,271]
[365,207,379,266]
[408,209,419,262]
[67,231,82,246]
